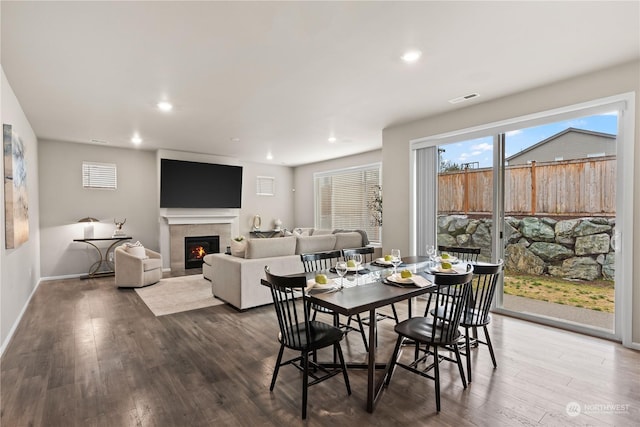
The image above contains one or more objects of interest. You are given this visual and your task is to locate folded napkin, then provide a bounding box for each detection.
[386,273,432,288]
[430,265,468,274]
[305,278,338,292]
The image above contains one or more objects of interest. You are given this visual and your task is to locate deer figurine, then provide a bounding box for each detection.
[112,218,127,237]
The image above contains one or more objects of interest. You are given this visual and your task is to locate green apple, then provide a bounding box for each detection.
[384,254,393,262]
[315,274,328,284]
[441,262,452,270]
[400,269,412,279]
[347,260,357,268]
[441,253,450,259]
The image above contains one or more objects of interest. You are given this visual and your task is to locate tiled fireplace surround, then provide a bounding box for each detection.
[163,212,237,272]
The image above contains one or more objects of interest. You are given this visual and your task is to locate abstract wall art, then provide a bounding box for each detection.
[3,124,29,249]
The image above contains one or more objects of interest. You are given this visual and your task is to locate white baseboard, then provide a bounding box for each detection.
[0,278,43,357]
[40,273,86,281]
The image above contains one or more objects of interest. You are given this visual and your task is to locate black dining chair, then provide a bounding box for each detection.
[385,267,473,412]
[438,245,481,262]
[460,261,503,383]
[262,266,351,419]
[300,251,369,352]
[342,247,399,325]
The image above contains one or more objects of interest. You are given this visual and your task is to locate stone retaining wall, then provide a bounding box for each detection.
[437,215,615,281]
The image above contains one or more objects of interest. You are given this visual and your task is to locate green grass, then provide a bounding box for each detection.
[503,272,615,313]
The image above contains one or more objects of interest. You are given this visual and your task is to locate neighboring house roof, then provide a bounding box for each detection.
[505,127,616,162]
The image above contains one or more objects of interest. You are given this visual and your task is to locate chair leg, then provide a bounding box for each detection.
[465,326,473,383]
[302,351,309,420]
[433,346,441,412]
[356,314,369,353]
[270,344,285,391]
[391,303,399,323]
[385,336,403,386]
[453,344,467,389]
[335,343,351,395]
[484,325,497,368]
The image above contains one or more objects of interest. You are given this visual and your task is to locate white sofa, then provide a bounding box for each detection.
[203,231,371,310]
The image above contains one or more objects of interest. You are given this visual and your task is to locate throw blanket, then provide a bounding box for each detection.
[332,229,370,246]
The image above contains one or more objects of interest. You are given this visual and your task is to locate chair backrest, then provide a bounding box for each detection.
[427,266,474,344]
[465,261,503,326]
[262,266,310,349]
[341,246,375,263]
[300,250,342,273]
[438,245,481,262]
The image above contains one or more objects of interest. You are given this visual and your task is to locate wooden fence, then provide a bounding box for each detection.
[438,156,616,217]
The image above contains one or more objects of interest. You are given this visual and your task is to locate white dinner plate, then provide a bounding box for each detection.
[386,273,414,284]
[434,255,459,263]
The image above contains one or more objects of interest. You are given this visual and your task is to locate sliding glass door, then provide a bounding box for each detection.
[412,94,633,342]
[498,114,618,333]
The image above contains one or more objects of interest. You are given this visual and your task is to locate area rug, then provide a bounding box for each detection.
[135,275,224,316]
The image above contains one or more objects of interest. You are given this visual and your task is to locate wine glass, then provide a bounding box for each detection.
[351,253,363,285]
[390,249,402,275]
[335,261,347,289]
[426,245,435,267]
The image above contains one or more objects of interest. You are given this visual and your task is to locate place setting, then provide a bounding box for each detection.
[380,249,433,288]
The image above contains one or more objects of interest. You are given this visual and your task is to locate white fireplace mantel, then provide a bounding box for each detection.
[160,208,239,226]
[162,214,238,225]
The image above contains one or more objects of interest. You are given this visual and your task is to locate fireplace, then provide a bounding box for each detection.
[184,235,220,269]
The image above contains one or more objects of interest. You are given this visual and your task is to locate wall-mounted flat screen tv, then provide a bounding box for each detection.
[160,159,243,208]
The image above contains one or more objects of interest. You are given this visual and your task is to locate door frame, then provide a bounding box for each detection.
[410,92,635,346]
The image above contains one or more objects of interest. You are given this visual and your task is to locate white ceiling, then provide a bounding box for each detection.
[2,1,639,166]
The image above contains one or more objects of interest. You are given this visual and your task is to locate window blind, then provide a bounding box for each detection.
[314,164,381,242]
[82,162,117,189]
[256,176,275,196]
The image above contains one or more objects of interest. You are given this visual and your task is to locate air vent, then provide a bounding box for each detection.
[448,93,480,104]
[90,139,108,144]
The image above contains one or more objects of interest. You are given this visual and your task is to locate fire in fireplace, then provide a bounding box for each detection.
[184,235,220,269]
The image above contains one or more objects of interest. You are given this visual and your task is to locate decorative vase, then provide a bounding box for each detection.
[252,215,261,230]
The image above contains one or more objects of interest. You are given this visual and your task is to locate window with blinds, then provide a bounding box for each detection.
[256,176,275,196]
[82,162,117,189]
[314,163,381,242]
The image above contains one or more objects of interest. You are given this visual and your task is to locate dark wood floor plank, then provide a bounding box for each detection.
[2,276,639,426]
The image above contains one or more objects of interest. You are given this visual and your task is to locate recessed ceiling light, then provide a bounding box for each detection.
[131,135,142,145]
[230,137,240,142]
[401,50,422,63]
[266,152,273,160]
[328,137,337,143]
[157,101,173,112]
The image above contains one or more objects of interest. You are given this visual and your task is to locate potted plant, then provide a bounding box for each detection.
[230,235,247,257]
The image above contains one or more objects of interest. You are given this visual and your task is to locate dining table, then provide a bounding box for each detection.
[305,255,434,413]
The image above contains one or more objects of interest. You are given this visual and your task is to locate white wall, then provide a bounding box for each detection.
[381,60,640,344]
[293,150,382,227]
[38,140,159,278]
[1,68,40,351]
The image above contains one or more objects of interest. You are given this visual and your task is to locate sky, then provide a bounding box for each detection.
[439,112,619,169]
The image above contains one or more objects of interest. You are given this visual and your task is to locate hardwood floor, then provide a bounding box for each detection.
[1,275,639,426]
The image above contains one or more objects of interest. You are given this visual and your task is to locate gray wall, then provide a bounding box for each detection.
[38,140,159,278]
[293,150,382,228]
[1,69,41,350]
[381,60,640,345]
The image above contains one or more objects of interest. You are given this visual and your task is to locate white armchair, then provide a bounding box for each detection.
[114,245,163,288]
